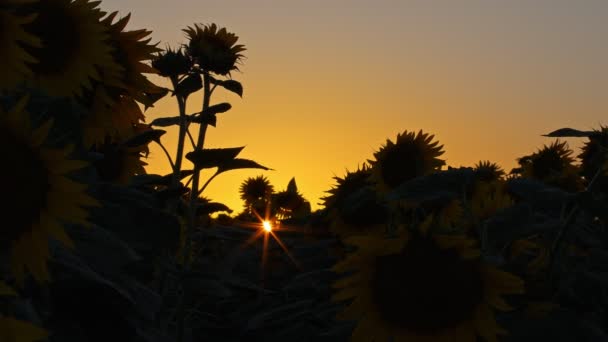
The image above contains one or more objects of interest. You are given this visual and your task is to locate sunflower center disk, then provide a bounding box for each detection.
[380,143,424,189]
[370,235,484,333]
[0,130,50,246]
[25,2,80,75]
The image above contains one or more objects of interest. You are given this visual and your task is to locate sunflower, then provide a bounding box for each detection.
[0,7,41,92]
[151,45,193,78]
[81,89,145,147]
[515,140,583,192]
[19,0,118,98]
[92,127,149,184]
[184,23,246,76]
[369,130,445,194]
[473,160,505,183]
[322,164,373,210]
[469,180,513,223]
[1,96,98,283]
[333,220,524,342]
[100,11,162,106]
[578,126,608,192]
[239,175,274,207]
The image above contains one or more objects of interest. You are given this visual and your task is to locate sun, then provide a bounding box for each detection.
[262,220,272,232]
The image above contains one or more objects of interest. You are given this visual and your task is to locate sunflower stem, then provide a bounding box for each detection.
[176,72,212,342]
[168,75,189,212]
[156,140,175,171]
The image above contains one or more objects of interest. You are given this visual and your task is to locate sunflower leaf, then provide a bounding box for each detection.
[287,177,298,193]
[186,146,245,169]
[150,116,181,127]
[218,79,243,97]
[196,202,233,215]
[141,87,170,110]
[175,73,203,98]
[542,128,595,138]
[217,158,272,174]
[190,112,217,127]
[202,102,232,116]
[123,129,166,147]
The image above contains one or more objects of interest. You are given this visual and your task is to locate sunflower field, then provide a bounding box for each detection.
[2,1,608,341]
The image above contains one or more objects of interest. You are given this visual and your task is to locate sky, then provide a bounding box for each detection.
[101,0,608,213]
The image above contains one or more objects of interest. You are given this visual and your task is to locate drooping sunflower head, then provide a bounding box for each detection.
[151,45,193,78]
[19,0,118,98]
[0,5,41,92]
[333,224,524,342]
[92,127,149,184]
[369,130,445,194]
[239,175,274,207]
[515,140,582,192]
[474,160,505,183]
[470,179,514,224]
[184,23,246,76]
[321,164,373,210]
[100,11,161,106]
[1,96,98,283]
[578,126,608,186]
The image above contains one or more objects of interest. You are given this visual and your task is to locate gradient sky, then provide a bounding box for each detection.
[102,0,607,212]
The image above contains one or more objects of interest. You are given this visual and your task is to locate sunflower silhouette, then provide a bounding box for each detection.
[184,23,246,75]
[514,140,582,192]
[20,0,117,98]
[369,130,445,194]
[333,218,524,342]
[1,97,98,283]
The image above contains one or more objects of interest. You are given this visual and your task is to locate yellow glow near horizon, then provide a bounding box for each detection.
[101,0,608,214]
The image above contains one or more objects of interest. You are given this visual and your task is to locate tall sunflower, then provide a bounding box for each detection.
[333,220,524,342]
[184,23,245,75]
[514,140,582,192]
[369,130,445,194]
[19,0,118,98]
[1,97,98,283]
[0,7,41,92]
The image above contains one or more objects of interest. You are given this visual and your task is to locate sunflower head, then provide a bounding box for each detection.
[474,160,505,183]
[368,130,445,194]
[92,130,148,184]
[578,126,608,189]
[333,225,524,342]
[1,96,98,283]
[515,140,582,192]
[328,188,389,239]
[151,45,193,78]
[184,23,245,76]
[0,6,41,92]
[321,164,373,210]
[19,0,117,97]
[470,180,514,223]
[100,11,161,105]
[239,175,274,207]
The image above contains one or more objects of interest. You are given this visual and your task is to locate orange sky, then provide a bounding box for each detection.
[102,0,607,212]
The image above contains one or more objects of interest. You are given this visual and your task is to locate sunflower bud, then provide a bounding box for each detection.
[183,23,245,75]
[151,46,192,78]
